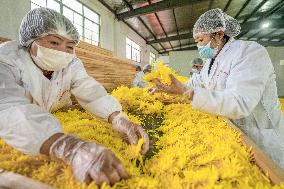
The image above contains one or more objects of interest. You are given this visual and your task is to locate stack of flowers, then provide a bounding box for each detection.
[0,66,283,189]
[280,98,284,114]
[144,63,188,86]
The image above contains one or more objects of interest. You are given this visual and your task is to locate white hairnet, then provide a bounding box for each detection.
[143,64,152,72]
[193,8,241,38]
[192,58,203,65]
[19,8,80,47]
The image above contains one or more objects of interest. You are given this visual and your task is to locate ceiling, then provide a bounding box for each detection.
[98,0,284,54]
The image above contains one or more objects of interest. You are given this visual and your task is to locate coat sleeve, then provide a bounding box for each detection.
[70,59,122,119]
[191,42,272,119]
[0,63,63,155]
[185,73,204,89]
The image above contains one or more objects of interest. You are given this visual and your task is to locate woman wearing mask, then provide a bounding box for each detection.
[150,8,284,170]
[0,8,149,186]
[190,58,204,77]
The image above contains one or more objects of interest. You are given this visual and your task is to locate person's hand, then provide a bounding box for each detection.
[149,74,187,95]
[111,112,149,155]
[49,135,128,187]
[149,74,194,100]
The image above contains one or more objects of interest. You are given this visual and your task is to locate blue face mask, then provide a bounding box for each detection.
[197,41,217,59]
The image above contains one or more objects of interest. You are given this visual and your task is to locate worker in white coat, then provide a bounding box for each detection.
[132,64,152,88]
[0,8,149,186]
[132,65,144,87]
[190,58,204,77]
[150,8,284,170]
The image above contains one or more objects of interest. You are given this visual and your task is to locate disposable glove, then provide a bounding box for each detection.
[49,135,128,186]
[111,112,149,155]
[149,74,194,100]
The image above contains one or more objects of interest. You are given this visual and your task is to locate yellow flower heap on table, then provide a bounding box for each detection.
[144,63,188,86]
[0,64,284,188]
[280,98,284,114]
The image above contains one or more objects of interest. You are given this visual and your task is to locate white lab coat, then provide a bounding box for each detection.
[132,71,147,88]
[0,41,121,155]
[186,38,284,169]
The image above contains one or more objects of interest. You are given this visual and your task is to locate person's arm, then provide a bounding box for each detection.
[0,63,63,155]
[191,42,272,119]
[70,59,122,119]
[185,72,204,89]
[70,59,149,154]
[0,61,128,186]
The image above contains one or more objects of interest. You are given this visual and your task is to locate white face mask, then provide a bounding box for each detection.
[191,68,199,74]
[31,43,74,71]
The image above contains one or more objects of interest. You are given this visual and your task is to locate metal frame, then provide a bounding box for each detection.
[172,9,181,48]
[241,0,269,23]
[159,45,196,54]
[116,0,208,20]
[242,18,284,31]
[208,0,214,11]
[223,0,233,12]
[147,32,192,44]
[254,29,276,40]
[122,0,166,52]
[97,0,160,53]
[97,0,284,54]
[234,0,252,19]
[252,40,284,47]
[147,17,284,44]
[146,0,173,50]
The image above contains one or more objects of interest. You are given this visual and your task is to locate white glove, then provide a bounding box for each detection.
[149,74,194,100]
[49,135,128,186]
[112,112,149,155]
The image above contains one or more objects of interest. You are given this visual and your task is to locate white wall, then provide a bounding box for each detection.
[0,0,30,40]
[169,50,199,77]
[0,0,157,67]
[266,46,284,97]
[79,0,158,66]
[169,47,284,97]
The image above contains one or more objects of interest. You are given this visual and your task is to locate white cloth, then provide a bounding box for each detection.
[0,41,121,155]
[186,38,284,169]
[132,71,146,88]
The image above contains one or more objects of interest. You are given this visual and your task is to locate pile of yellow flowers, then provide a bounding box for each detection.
[280,98,284,114]
[144,63,188,85]
[0,66,284,188]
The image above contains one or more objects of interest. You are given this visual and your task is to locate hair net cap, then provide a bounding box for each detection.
[193,8,241,38]
[192,58,203,65]
[143,64,152,71]
[19,8,80,47]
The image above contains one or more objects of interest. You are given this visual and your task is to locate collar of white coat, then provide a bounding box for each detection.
[20,48,68,111]
[204,37,235,84]
[215,37,235,61]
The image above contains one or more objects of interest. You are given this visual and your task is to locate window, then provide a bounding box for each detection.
[31,0,100,46]
[126,37,141,63]
[149,52,156,64]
